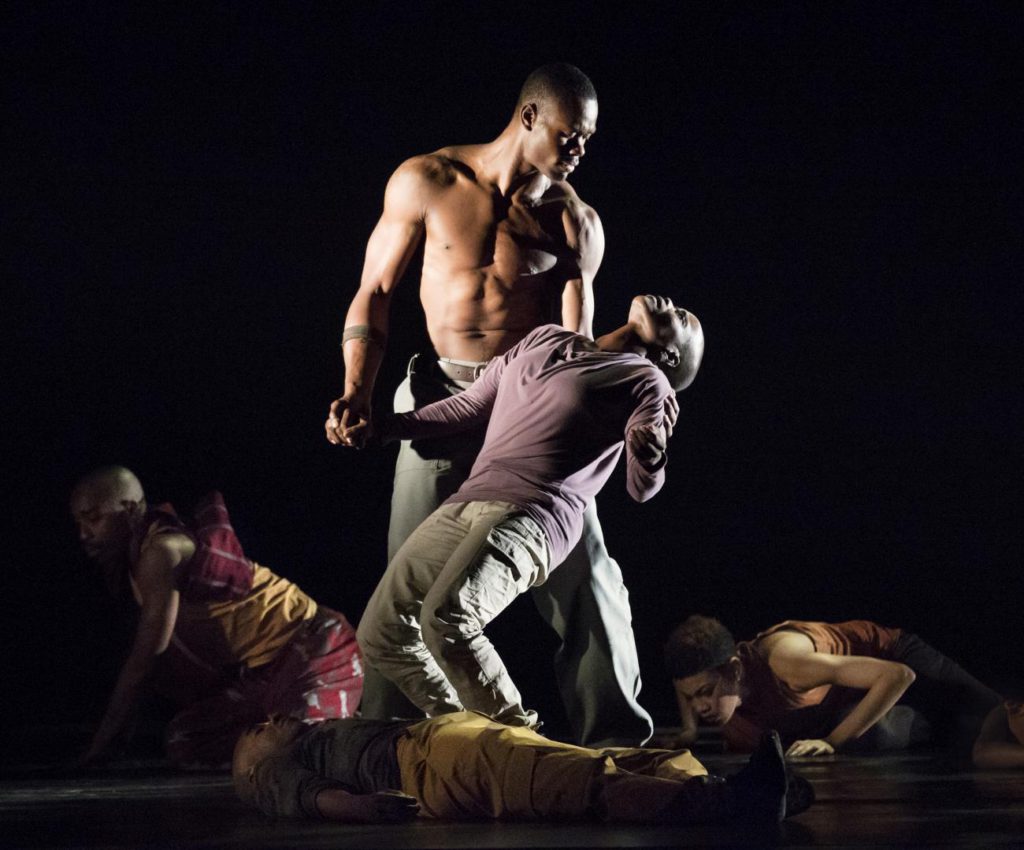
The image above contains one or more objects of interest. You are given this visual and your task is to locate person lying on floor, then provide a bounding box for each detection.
[232,710,812,823]
[342,294,703,733]
[70,466,363,768]
[665,615,999,759]
[973,689,1024,769]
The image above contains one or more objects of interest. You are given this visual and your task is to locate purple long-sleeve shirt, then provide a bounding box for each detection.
[386,325,672,564]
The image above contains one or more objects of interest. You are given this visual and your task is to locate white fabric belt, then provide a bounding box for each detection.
[436,357,491,383]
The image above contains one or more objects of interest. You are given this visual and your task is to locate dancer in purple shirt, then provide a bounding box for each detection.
[345,294,703,729]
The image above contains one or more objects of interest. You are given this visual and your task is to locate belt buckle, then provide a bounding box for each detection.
[471,362,488,381]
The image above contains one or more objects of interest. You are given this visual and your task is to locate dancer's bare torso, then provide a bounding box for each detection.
[377,144,601,361]
[326,128,603,444]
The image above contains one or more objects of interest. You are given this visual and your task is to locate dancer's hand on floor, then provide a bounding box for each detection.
[786,738,835,757]
[316,789,420,822]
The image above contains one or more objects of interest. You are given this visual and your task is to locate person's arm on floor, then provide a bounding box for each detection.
[248,755,419,821]
[315,788,420,822]
[972,705,1024,769]
[768,633,915,757]
[79,534,189,764]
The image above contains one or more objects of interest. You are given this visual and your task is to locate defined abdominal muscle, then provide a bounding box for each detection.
[420,270,558,360]
[427,324,533,362]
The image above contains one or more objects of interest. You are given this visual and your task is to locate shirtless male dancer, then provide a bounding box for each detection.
[325,64,665,745]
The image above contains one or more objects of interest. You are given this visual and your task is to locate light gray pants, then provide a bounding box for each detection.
[358,500,550,727]
[358,355,653,746]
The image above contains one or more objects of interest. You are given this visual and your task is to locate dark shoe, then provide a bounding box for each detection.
[726,730,788,823]
[784,770,815,817]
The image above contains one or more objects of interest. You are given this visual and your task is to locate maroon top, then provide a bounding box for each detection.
[387,325,673,563]
[724,619,904,750]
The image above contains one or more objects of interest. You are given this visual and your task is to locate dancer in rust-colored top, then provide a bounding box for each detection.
[665,616,998,759]
[70,466,363,768]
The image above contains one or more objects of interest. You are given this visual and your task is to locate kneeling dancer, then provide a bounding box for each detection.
[70,466,364,768]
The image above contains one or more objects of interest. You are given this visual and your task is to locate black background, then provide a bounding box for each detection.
[4,1,1021,738]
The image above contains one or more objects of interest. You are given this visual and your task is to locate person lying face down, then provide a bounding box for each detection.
[973,689,1024,769]
[232,710,812,824]
[346,296,703,731]
[665,616,1000,759]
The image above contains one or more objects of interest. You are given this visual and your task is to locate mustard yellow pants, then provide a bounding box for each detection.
[396,712,707,822]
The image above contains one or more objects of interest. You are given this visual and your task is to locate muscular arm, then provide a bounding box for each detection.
[326,158,431,445]
[560,201,684,439]
[972,706,1024,769]
[768,633,916,755]
[560,204,603,339]
[82,534,190,762]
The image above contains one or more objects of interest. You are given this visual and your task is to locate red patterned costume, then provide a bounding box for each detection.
[132,493,363,767]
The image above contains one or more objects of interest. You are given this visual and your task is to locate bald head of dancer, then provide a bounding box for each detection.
[605,294,704,392]
[70,466,147,567]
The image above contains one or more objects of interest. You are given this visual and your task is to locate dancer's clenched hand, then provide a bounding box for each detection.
[628,423,668,470]
[325,392,371,447]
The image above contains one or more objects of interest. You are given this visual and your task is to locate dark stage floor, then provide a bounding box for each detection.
[2,750,1022,849]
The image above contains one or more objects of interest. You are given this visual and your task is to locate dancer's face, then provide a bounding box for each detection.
[629,295,699,349]
[674,665,742,726]
[70,487,135,565]
[522,95,597,182]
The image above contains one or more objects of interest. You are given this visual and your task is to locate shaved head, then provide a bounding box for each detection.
[516,63,596,113]
[72,465,145,509]
[71,466,146,568]
[665,312,704,392]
